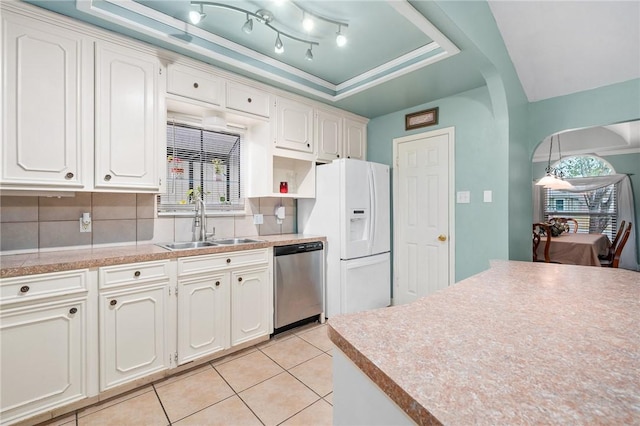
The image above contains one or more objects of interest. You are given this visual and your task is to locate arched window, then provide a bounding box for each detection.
[544,155,618,238]
[552,155,615,178]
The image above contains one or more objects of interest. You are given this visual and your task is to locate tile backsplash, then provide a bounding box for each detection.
[0,194,296,252]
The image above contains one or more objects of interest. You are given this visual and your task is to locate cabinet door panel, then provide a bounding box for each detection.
[178,273,229,364]
[100,285,167,390]
[95,42,159,190]
[0,300,85,422]
[231,267,269,346]
[316,109,342,162]
[1,16,85,187]
[344,119,367,160]
[274,98,313,154]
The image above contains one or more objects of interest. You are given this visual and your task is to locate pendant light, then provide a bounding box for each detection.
[536,134,574,190]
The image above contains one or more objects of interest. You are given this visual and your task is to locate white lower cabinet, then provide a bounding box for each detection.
[0,270,90,425]
[177,272,229,364]
[98,261,172,391]
[176,249,272,365]
[231,267,270,346]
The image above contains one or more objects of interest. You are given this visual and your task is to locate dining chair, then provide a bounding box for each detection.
[553,217,579,233]
[600,222,632,268]
[599,220,626,264]
[533,223,552,262]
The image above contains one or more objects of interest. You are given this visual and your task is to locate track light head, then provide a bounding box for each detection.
[305,45,313,61]
[242,14,253,34]
[336,26,347,47]
[275,33,284,53]
[189,4,206,24]
[302,13,314,32]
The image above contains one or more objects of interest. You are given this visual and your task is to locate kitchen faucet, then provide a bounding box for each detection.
[194,197,214,242]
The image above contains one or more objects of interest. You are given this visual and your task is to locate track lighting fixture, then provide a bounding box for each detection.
[302,12,314,32]
[336,25,347,47]
[275,33,284,54]
[188,4,206,25]
[188,1,348,61]
[242,14,253,34]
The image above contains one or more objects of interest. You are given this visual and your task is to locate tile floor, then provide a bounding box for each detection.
[41,323,333,426]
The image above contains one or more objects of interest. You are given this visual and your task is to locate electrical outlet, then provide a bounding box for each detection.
[456,191,470,204]
[79,218,92,232]
[253,214,264,225]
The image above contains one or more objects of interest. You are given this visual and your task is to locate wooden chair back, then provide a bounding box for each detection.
[533,223,552,262]
[610,220,626,250]
[602,222,632,268]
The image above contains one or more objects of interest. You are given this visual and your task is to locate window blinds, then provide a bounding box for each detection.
[544,185,618,240]
[160,122,243,212]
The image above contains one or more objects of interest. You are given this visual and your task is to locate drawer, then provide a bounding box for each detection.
[1,269,88,305]
[226,82,270,118]
[178,248,269,276]
[99,260,171,290]
[167,63,223,105]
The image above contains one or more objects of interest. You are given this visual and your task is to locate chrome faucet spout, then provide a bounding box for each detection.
[196,198,207,242]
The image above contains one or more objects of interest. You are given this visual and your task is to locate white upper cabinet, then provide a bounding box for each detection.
[1,12,92,189]
[316,109,343,162]
[273,96,314,155]
[95,41,163,191]
[343,118,367,161]
[226,81,271,118]
[167,63,224,106]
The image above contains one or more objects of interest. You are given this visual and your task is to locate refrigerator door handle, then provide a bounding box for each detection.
[368,165,376,254]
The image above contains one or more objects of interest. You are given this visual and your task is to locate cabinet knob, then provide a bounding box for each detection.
[193,82,199,88]
[226,258,231,264]
[65,172,74,179]
[247,97,252,103]
[215,281,220,287]
[237,277,243,282]
[104,174,112,181]
[110,300,117,306]
[69,307,78,314]
[306,143,310,148]
[337,154,340,158]
[134,271,141,278]
[347,156,351,159]
[20,285,30,293]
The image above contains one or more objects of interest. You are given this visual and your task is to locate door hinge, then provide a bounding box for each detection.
[175,285,178,296]
[396,156,399,167]
[159,67,163,75]
[174,353,178,363]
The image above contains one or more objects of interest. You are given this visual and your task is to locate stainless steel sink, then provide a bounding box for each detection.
[157,241,220,251]
[213,238,263,245]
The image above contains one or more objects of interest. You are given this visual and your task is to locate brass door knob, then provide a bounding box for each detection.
[438,234,447,241]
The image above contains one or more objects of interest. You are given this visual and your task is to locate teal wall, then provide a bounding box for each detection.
[368,85,507,282]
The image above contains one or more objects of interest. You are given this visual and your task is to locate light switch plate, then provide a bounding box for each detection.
[483,190,492,203]
[79,218,92,232]
[253,214,264,225]
[456,191,470,204]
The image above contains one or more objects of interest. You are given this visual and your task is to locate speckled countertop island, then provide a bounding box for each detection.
[0,234,325,278]
[328,260,640,425]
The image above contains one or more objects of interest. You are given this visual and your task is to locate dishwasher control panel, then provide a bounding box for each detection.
[274,241,323,256]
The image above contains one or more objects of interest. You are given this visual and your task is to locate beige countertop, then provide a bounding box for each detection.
[328,260,640,425]
[0,234,325,278]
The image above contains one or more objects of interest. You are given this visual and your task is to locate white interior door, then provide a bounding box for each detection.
[393,127,454,305]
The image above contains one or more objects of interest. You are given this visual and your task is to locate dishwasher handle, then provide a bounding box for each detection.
[274,241,324,256]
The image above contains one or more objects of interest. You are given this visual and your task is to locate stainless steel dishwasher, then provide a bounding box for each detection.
[274,241,324,332]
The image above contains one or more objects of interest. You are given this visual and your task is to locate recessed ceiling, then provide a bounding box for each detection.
[488,1,640,102]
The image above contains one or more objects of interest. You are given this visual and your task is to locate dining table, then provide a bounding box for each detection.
[537,232,611,266]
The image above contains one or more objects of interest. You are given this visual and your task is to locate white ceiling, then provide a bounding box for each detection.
[488,1,640,102]
[533,120,640,162]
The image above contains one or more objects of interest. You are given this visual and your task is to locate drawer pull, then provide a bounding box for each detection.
[307,143,310,148]
[104,174,112,181]
[238,277,243,282]
[65,172,74,179]
[110,300,117,306]
[193,82,199,88]
[247,97,252,103]
[134,271,141,278]
[215,281,220,287]
[226,258,231,264]
[69,307,78,314]
[20,285,30,293]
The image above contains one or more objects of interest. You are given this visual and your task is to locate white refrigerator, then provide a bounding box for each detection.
[298,159,390,318]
